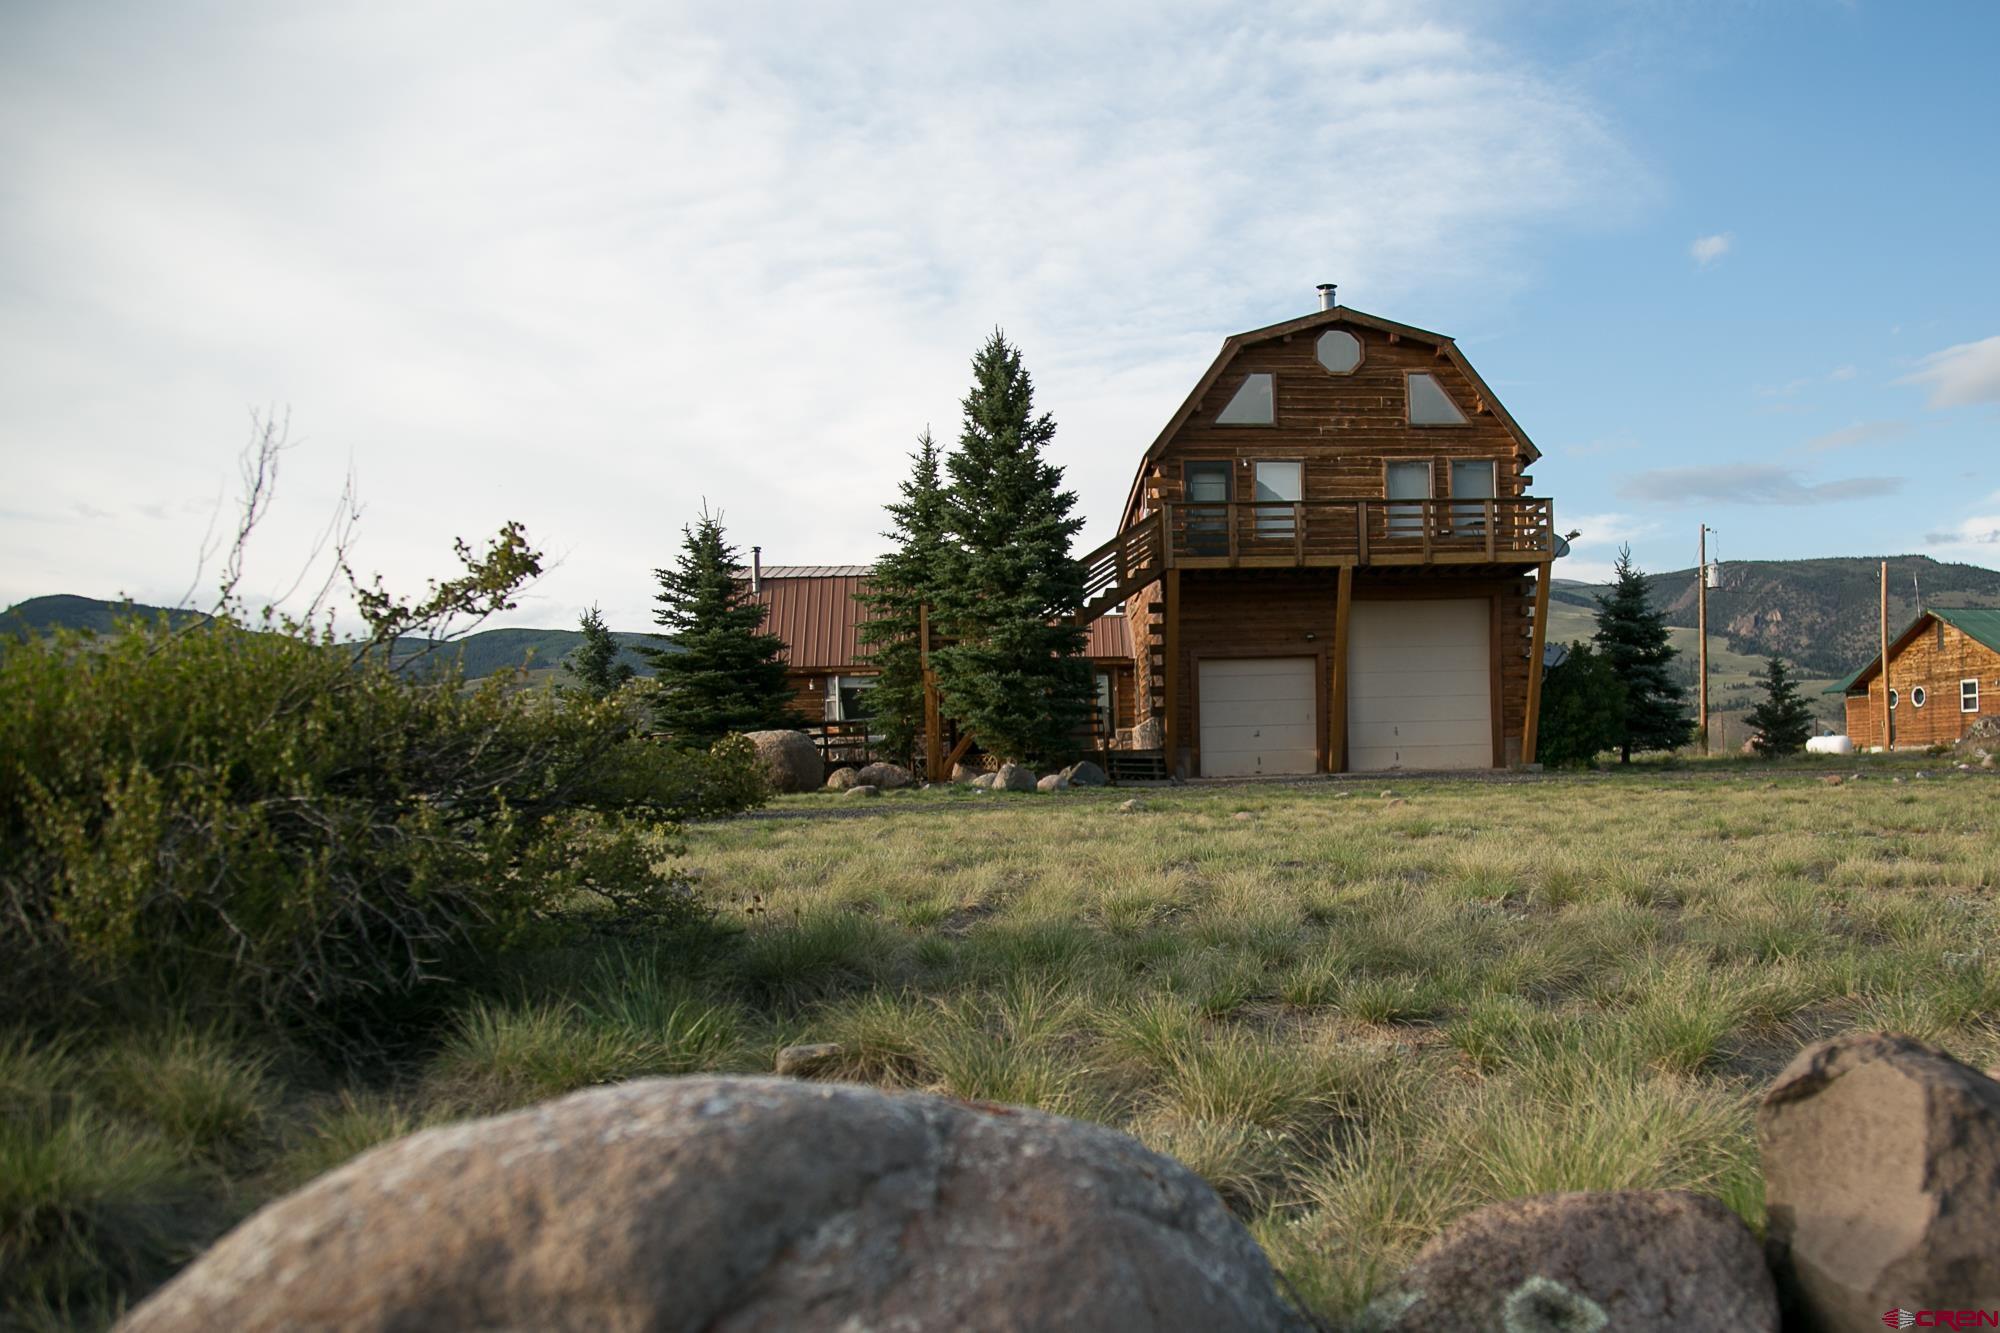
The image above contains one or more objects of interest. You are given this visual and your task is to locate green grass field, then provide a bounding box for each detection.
[8,760,1997,1327]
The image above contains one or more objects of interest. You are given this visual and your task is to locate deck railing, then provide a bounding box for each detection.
[1161,497,1552,568]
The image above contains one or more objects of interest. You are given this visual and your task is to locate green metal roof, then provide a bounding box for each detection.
[1823,607,2000,694]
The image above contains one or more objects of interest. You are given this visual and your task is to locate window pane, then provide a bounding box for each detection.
[1450,460,1495,534]
[1386,461,1429,537]
[1409,373,1469,425]
[1216,373,1274,425]
[1315,330,1361,373]
[1965,680,1981,712]
[1185,462,1231,555]
[1254,461,1301,539]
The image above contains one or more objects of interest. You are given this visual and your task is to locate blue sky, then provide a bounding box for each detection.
[2,1,1996,627]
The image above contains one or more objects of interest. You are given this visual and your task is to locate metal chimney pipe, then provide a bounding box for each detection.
[1316,283,1337,311]
[751,545,762,594]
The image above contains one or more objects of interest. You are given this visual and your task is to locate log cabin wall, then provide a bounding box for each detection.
[1843,620,2000,748]
[1134,322,1527,514]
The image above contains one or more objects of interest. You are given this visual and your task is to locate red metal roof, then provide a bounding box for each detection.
[745,572,875,671]
[743,572,1133,673]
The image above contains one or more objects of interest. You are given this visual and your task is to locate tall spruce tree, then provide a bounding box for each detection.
[930,330,1090,763]
[565,604,634,699]
[1746,655,1815,757]
[1593,545,1694,762]
[858,428,949,762]
[642,509,797,746]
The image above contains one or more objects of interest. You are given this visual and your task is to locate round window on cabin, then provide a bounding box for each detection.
[1888,689,1899,709]
[1911,686,1926,708]
[1316,329,1362,374]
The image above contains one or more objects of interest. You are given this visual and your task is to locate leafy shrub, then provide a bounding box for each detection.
[1537,640,1625,768]
[0,612,765,1042]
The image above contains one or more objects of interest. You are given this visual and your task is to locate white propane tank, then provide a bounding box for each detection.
[1806,735,1854,756]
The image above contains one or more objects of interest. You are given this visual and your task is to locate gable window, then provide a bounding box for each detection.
[1910,685,1927,709]
[1964,679,1981,713]
[1253,460,1302,539]
[1315,330,1362,374]
[1407,372,1469,426]
[1449,459,1496,534]
[1216,373,1274,425]
[1385,460,1431,538]
[1184,460,1231,555]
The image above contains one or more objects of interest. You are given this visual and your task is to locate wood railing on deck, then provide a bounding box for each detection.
[1077,510,1165,621]
[1161,497,1552,568]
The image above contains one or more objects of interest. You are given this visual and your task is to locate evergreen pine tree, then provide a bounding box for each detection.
[1593,545,1694,762]
[930,330,1090,764]
[1746,655,1815,757]
[858,428,949,763]
[565,604,634,699]
[641,509,798,746]
[1535,640,1626,768]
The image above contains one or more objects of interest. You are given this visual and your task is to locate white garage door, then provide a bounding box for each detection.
[1199,657,1318,777]
[1348,600,1492,770]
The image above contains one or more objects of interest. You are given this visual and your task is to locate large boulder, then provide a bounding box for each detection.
[743,730,822,793]
[970,772,999,790]
[1362,1191,1776,1331]
[1037,773,1070,793]
[854,761,913,790]
[824,766,860,791]
[1758,1032,2000,1329]
[996,761,1036,793]
[950,761,981,784]
[119,1077,1308,1333]
[1065,760,1108,787]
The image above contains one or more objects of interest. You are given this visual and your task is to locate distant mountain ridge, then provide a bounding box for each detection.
[1553,555,2000,677]
[2,595,665,681]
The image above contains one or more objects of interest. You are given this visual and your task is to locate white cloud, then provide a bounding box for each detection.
[0,2,1652,630]
[1690,232,1733,266]
[1898,335,2000,409]
[1802,420,1910,452]
[1617,464,1903,506]
[1923,490,2000,560]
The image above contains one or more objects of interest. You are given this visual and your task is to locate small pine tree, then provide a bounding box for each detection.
[930,330,1090,764]
[565,604,633,699]
[858,428,950,763]
[1746,655,1815,757]
[641,509,798,746]
[1535,641,1626,768]
[1593,546,1694,762]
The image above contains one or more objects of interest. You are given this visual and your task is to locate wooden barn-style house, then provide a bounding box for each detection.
[1831,607,2000,749]
[1071,291,1560,777]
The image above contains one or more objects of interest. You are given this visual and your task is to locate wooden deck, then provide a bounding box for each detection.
[1080,498,1554,620]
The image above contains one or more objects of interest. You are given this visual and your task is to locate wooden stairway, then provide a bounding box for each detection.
[1076,511,1165,623]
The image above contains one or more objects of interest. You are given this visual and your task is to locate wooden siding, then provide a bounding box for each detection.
[1138,323,1529,518]
[1844,621,2000,748]
[1138,568,1533,773]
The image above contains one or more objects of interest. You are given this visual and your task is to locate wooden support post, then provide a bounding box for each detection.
[1523,563,1552,765]
[1484,500,1496,560]
[1357,500,1370,564]
[944,732,975,772]
[1329,565,1353,772]
[920,603,943,780]
[1880,560,1893,750]
[1162,568,1182,777]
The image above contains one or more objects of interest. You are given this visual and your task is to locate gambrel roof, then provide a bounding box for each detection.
[1121,305,1541,523]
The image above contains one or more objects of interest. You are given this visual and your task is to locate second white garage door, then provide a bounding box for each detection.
[1347,600,1493,770]
[1199,657,1318,777]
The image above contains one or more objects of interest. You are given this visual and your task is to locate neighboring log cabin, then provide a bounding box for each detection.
[741,559,1137,748]
[1074,295,1560,777]
[1831,607,2000,749]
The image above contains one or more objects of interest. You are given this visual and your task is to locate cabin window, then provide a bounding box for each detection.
[1407,372,1469,426]
[1094,671,1115,738]
[1184,460,1231,555]
[1315,330,1362,374]
[1910,685,1927,709]
[1888,688,1899,710]
[1964,679,1981,712]
[827,674,875,723]
[1385,460,1432,537]
[1253,460,1302,539]
[1449,460,1496,533]
[1216,373,1274,425]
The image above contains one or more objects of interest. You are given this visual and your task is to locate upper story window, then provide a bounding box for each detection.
[1316,330,1362,374]
[1964,679,1981,713]
[1407,372,1469,426]
[1216,373,1274,425]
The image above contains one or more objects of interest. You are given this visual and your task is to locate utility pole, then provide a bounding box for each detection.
[1880,561,1893,751]
[1697,524,1710,754]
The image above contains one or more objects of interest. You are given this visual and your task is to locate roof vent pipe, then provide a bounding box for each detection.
[1316,283,1337,311]
[751,546,762,594]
